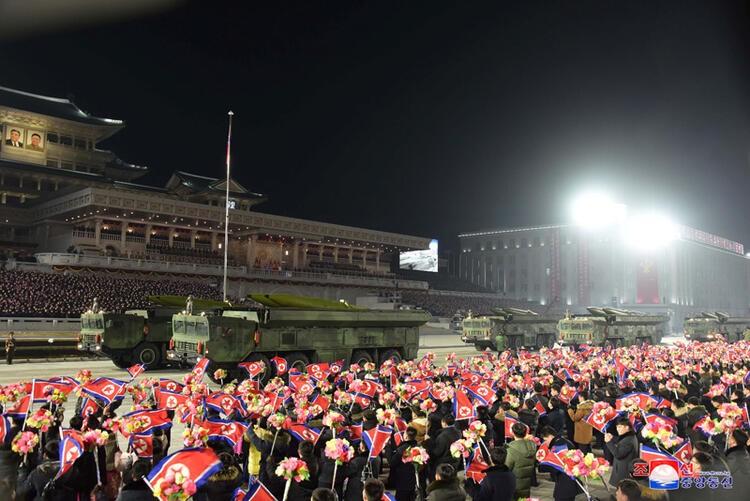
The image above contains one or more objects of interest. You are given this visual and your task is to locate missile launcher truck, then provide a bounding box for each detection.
[557,307,668,347]
[461,308,559,351]
[683,312,750,343]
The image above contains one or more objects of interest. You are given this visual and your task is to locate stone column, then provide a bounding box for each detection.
[349,246,353,264]
[292,241,300,269]
[95,220,102,246]
[191,230,197,249]
[145,224,152,245]
[211,231,218,251]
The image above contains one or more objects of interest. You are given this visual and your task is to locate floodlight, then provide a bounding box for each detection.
[622,212,678,252]
[571,192,626,229]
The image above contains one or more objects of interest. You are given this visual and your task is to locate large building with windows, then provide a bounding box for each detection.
[0,85,432,298]
[458,223,750,328]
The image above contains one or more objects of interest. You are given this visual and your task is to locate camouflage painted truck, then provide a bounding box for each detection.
[79,306,183,369]
[683,312,750,343]
[164,293,430,381]
[557,307,668,348]
[461,308,559,351]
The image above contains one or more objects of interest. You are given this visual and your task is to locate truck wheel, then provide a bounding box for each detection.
[285,352,310,373]
[111,353,130,369]
[380,349,402,364]
[135,342,160,369]
[351,350,374,367]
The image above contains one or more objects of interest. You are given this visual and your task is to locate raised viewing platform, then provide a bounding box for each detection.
[30,253,429,290]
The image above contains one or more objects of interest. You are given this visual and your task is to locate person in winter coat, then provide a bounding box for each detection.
[115,460,153,501]
[289,440,319,500]
[722,429,750,501]
[505,422,536,499]
[389,427,420,501]
[193,451,244,501]
[16,440,76,501]
[424,414,461,481]
[0,423,19,497]
[476,446,516,501]
[605,417,640,488]
[425,464,465,501]
[545,396,566,436]
[342,441,370,501]
[567,391,594,452]
[538,426,582,501]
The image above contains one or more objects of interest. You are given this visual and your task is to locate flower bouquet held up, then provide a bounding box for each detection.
[324,438,354,488]
[275,457,310,501]
[402,446,429,493]
[558,449,610,501]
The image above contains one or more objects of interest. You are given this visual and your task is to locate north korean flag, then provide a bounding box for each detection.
[463,382,496,406]
[80,397,100,418]
[238,361,266,379]
[363,425,392,458]
[130,431,154,459]
[80,377,127,406]
[205,392,246,417]
[4,394,31,418]
[60,428,83,443]
[192,357,211,382]
[127,364,146,379]
[465,442,490,483]
[504,415,529,440]
[640,444,674,464]
[307,363,330,382]
[0,415,11,444]
[158,379,185,394]
[242,481,278,501]
[584,408,620,433]
[741,403,750,427]
[287,424,321,444]
[330,360,344,374]
[393,416,408,433]
[673,439,692,465]
[533,399,547,417]
[203,418,248,447]
[453,388,475,421]
[57,435,83,479]
[356,380,384,399]
[157,390,190,411]
[270,356,288,376]
[348,422,363,444]
[643,413,678,428]
[32,379,75,403]
[403,380,430,401]
[121,409,172,437]
[146,447,222,497]
[537,447,566,474]
[348,393,371,410]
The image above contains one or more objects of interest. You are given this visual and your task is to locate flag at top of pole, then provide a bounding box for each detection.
[223,110,233,303]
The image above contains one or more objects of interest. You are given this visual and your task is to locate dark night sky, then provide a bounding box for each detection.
[2,0,750,253]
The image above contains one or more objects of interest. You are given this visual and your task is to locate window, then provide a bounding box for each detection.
[46,132,58,144]
[74,138,87,150]
[509,239,516,249]
[60,135,72,146]
[521,238,528,248]
[60,161,73,170]
[46,158,59,167]
[533,236,540,247]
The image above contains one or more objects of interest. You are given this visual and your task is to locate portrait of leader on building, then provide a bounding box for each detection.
[26,131,44,151]
[4,126,25,148]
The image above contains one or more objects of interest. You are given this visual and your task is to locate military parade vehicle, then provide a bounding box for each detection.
[461,308,558,351]
[164,293,430,382]
[557,307,668,347]
[683,312,750,342]
[79,303,183,369]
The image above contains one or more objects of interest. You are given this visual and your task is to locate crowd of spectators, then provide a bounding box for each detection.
[0,270,223,317]
[145,243,239,267]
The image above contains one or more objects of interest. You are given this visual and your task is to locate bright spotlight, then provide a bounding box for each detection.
[571,192,627,229]
[623,212,678,252]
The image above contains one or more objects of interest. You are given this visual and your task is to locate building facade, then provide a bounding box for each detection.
[0,86,431,279]
[458,223,750,328]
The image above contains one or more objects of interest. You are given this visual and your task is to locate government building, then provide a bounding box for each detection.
[457,221,750,328]
[0,85,434,300]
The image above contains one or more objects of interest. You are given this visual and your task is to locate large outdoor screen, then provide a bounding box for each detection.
[399,239,438,272]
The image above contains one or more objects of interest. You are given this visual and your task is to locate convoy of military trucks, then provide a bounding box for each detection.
[79,293,750,372]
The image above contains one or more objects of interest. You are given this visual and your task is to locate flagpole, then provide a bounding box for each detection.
[223,111,234,303]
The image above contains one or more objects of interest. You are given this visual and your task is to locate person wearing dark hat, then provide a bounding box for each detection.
[16,440,75,500]
[425,464,465,501]
[605,417,639,488]
[475,446,516,501]
[722,429,750,501]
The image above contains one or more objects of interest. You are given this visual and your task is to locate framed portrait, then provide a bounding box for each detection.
[26,130,45,152]
[4,125,26,148]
